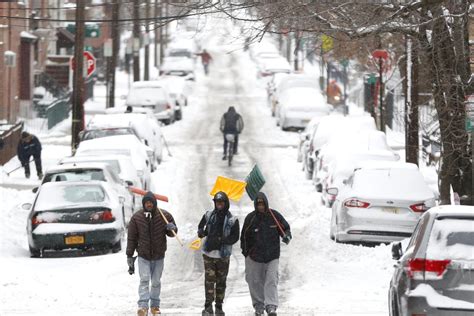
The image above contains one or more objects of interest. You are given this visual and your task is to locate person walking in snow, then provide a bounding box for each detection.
[196,49,213,75]
[241,192,292,316]
[197,191,240,316]
[126,192,178,316]
[219,106,244,160]
[17,131,43,179]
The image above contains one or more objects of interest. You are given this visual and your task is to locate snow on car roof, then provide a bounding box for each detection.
[77,135,145,152]
[45,162,110,173]
[428,205,474,216]
[352,167,434,201]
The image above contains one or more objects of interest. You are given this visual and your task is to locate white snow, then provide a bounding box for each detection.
[409,284,474,310]
[426,218,474,261]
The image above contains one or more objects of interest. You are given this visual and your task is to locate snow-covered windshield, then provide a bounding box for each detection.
[35,184,107,211]
[82,128,134,140]
[426,218,474,261]
[43,169,106,183]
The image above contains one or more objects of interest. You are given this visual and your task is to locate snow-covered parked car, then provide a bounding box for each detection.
[297,116,322,163]
[328,163,436,243]
[159,56,195,77]
[59,154,141,191]
[157,75,194,120]
[389,205,474,316]
[277,87,331,130]
[75,135,152,190]
[257,56,291,78]
[25,181,129,257]
[273,74,319,119]
[313,129,399,192]
[302,115,376,180]
[86,112,164,166]
[126,81,176,125]
[37,163,135,214]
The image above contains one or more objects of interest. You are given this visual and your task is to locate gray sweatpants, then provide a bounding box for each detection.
[244,256,279,312]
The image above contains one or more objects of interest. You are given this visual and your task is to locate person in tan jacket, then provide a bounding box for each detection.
[126,192,178,316]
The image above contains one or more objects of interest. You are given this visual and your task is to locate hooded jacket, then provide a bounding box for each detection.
[126,191,177,260]
[220,107,244,134]
[197,191,240,258]
[240,192,291,263]
[17,134,42,162]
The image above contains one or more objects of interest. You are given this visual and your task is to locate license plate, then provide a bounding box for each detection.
[65,235,84,245]
[382,207,400,214]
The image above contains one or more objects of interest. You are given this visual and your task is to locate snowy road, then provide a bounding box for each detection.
[0,20,394,315]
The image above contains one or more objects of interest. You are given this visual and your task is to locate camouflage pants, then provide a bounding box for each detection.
[203,254,230,305]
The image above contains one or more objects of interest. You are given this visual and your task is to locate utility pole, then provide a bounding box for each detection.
[378,38,386,133]
[144,0,150,80]
[108,0,120,108]
[154,0,159,68]
[133,0,140,82]
[159,1,164,65]
[71,1,86,152]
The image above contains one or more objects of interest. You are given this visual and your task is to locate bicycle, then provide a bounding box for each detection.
[225,134,235,166]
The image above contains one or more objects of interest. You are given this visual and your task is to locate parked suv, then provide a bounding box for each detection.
[389,205,474,316]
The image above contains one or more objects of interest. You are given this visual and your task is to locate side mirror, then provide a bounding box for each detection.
[32,187,38,193]
[125,180,133,186]
[326,188,338,196]
[175,100,179,106]
[22,203,32,210]
[391,242,403,260]
[342,179,348,185]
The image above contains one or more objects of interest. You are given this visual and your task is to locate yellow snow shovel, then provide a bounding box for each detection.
[189,238,202,251]
[209,176,247,202]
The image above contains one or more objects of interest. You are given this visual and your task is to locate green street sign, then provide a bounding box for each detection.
[368,73,377,85]
[466,119,474,132]
[245,165,266,201]
[66,23,101,38]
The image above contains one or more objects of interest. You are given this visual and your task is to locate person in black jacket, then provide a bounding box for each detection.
[197,191,240,316]
[219,107,244,160]
[241,192,291,316]
[17,132,43,179]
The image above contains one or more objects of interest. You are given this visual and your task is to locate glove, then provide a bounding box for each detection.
[127,256,137,275]
[282,233,292,245]
[197,228,207,238]
[166,222,177,232]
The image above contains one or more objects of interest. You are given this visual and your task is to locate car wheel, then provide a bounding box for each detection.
[303,161,312,179]
[112,240,122,253]
[29,246,41,258]
[329,210,336,240]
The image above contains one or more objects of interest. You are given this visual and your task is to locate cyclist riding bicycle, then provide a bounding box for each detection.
[220,107,244,160]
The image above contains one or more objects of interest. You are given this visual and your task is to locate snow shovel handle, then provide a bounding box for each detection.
[268,209,286,237]
[129,187,169,203]
[157,206,183,247]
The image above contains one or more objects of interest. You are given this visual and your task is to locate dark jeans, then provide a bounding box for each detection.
[22,153,42,176]
[203,254,230,306]
[223,134,238,156]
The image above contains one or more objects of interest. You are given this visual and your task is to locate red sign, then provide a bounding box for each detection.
[372,49,389,60]
[70,51,96,77]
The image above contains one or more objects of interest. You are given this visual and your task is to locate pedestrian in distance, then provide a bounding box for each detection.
[241,192,292,316]
[17,131,43,179]
[196,49,213,75]
[197,191,240,316]
[219,106,244,160]
[127,192,178,316]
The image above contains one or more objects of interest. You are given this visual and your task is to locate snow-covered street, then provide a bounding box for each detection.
[2,19,397,316]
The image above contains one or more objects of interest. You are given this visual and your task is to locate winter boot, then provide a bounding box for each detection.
[202,303,214,315]
[150,307,160,315]
[266,305,277,316]
[37,172,43,180]
[215,303,225,315]
[25,172,30,179]
[137,307,148,316]
[222,155,227,160]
